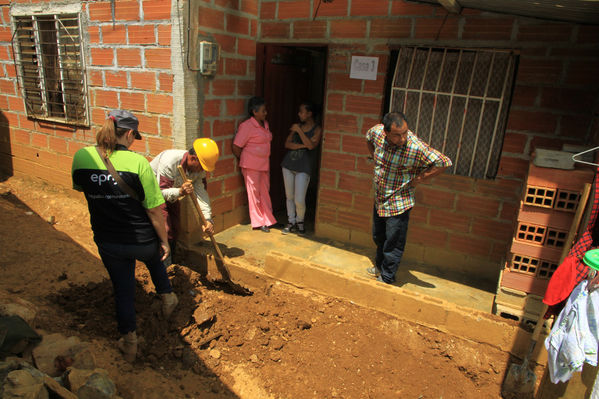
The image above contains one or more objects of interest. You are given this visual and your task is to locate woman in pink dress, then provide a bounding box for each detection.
[232,97,277,232]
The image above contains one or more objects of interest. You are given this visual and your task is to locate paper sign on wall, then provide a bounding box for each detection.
[349,56,379,80]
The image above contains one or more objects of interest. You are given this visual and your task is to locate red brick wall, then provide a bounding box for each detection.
[259,0,599,281]
[0,0,175,185]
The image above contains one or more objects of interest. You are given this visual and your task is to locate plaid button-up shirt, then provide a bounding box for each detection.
[366,124,452,217]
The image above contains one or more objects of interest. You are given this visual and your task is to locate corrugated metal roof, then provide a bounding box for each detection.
[414,0,599,25]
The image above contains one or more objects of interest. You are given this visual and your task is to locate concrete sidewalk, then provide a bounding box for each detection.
[187,223,497,313]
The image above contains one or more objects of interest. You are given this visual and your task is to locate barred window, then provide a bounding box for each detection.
[389,47,517,179]
[12,13,89,126]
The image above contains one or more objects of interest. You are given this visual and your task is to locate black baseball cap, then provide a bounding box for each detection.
[109,109,141,140]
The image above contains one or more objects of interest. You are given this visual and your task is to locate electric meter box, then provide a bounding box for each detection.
[199,41,220,75]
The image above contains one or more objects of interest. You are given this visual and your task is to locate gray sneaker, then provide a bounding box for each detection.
[282,223,297,235]
[366,267,380,277]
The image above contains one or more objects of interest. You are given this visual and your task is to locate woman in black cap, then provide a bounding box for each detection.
[71,109,178,362]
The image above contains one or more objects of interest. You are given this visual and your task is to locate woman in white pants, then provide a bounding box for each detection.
[280,102,322,234]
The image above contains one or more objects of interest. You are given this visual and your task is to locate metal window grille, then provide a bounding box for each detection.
[390,47,517,179]
[12,13,89,126]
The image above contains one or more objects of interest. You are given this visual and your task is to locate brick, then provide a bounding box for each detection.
[159,116,172,136]
[105,71,128,88]
[328,52,349,71]
[315,0,348,16]
[517,59,563,85]
[565,61,599,87]
[225,58,246,75]
[415,186,455,209]
[224,174,244,191]
[225,99,245,115]
[472,218,514,242]
[238,37,256,57]
[363,78,386,95]
[345,95,383,115]
[136,114,159,135]
[260,2,276,19]
[115,1,140,21]
[198,6,225,30]
[321,152,355,171]
[577,25,599,44]
[278,1,310,19]
[511,85,538,107]
[356,156,374,174]
[147,93,172,114]
[326,93,344,112]
[49,137,67,154]
[391,1,433,16]
[91,48,113,66]
[351,0,388,16]
[329,20,365,38]
[541,88,596,114]
[415,17,459,40]
[293,21,327,39]
[128,25,155,44]
[500,201,519,222]
[203,100,221,117]
[94,89,119,108]
[502,132,527,154]
[119,92,145,111]
[353,193,373,211]
[559,115,592,140]
[341,134,369,155]
[158,73,173,92]
[88,26,101,43]
[320,170,337,187]
[507,110,557,134]
[261,22,290,39]
[429,174,474,193]
[526,163,594,191]
[338,173,371,192]
[370,19,411,38]
[143,0,171,20]
[317,205,337,223]
[337,209,371,232]
[462,18,514,40]
[429,209,470,233]
[157,25,171,45]
[517,23,572,42]
[328,72,362,92]
[146,48,171,69]
[211,79,235,96]
[456,194,500,217]
[7,96,25,112]
[213,33,236,53]
[102,25,126,44]
[213,119,236,137]
[117,48,142,67]
[1,78,17,95]
[475,178,522,200]
[449,234,491,257]
[408,225,448,247]
[236,79,253,95]
[88,2,112,21]
[324,113,359,134]
[212,195,234,214]
[130,71,156,91]
[510,240,561,263]
[320,188,352,207]
[88,70,104,86]
[147,136,173,156]
[227,14,249,35]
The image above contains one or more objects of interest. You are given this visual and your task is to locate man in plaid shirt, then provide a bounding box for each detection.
[366,112,452,284]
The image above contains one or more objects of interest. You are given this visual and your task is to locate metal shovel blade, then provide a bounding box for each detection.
[501,361,536,399]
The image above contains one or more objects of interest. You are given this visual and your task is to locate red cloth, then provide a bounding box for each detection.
[543,167,599,306]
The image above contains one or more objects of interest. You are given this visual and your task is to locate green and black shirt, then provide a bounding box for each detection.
[72,145,165,244]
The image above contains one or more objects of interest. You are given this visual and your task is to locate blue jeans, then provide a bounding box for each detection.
[372,207,411,284]
[96,240,173,334]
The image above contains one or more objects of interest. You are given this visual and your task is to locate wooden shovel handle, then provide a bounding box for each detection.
[177,165,225,263]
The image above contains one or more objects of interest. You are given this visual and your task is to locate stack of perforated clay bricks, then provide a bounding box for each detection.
[493,162,594,324]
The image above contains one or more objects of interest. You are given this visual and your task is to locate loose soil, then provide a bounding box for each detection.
[0,175,523,398]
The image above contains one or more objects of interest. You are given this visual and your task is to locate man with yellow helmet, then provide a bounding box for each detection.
[150,138,219,259]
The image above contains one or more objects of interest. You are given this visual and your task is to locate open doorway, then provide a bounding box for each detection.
[255,44,327,233]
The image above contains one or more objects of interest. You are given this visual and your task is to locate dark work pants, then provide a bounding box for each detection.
[96,240,173,334]
[372,207,411,284]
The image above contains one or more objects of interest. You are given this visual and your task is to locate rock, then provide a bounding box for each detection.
[77,371,117,399]
[297,320,311,330]
[71,348,96,370]
[43,375,77,399]
[64,368,109,394]
[0,293,38,324]
[192,308,216,327]
[3,369,49,399]
[209,349,221,359]
[269,352,281,362]
[249,354,259,363]
[243,327,257,341]
[32,334,87,377]
[270,336,284,351]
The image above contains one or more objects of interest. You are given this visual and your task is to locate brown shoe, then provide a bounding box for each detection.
[117,331,137,363]
[162,292,179,319]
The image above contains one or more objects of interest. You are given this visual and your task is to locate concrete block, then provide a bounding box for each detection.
[301,262,347,298]
[396,291,449,328]
[264,252,305,286]
[316,223,350,242]
[446,309,515,353]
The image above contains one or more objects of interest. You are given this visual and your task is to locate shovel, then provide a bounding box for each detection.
[177,165,252,296]
[501,303,548,399]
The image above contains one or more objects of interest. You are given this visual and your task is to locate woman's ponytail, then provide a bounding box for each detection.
[96,118,117,156]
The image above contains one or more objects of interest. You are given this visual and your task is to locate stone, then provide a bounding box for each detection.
[209,349,221,359]
[32,334,87,377]
[3,369,49,399]
[270,336,284,351]
[192,308,216,327]
[0,290,38,324]
[76,371,117,399]
[71,348,96,370]
[249,354,259,363]
[64,368,109,394]
[43,375,77,399]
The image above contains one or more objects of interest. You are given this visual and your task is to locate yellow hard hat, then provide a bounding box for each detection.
[193,138,219,172]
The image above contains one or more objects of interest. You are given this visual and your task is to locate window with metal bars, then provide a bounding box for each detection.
[12,13,89,127]
[389,47,517,179]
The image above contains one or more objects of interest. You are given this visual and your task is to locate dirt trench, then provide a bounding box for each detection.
[0,176,515,398]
